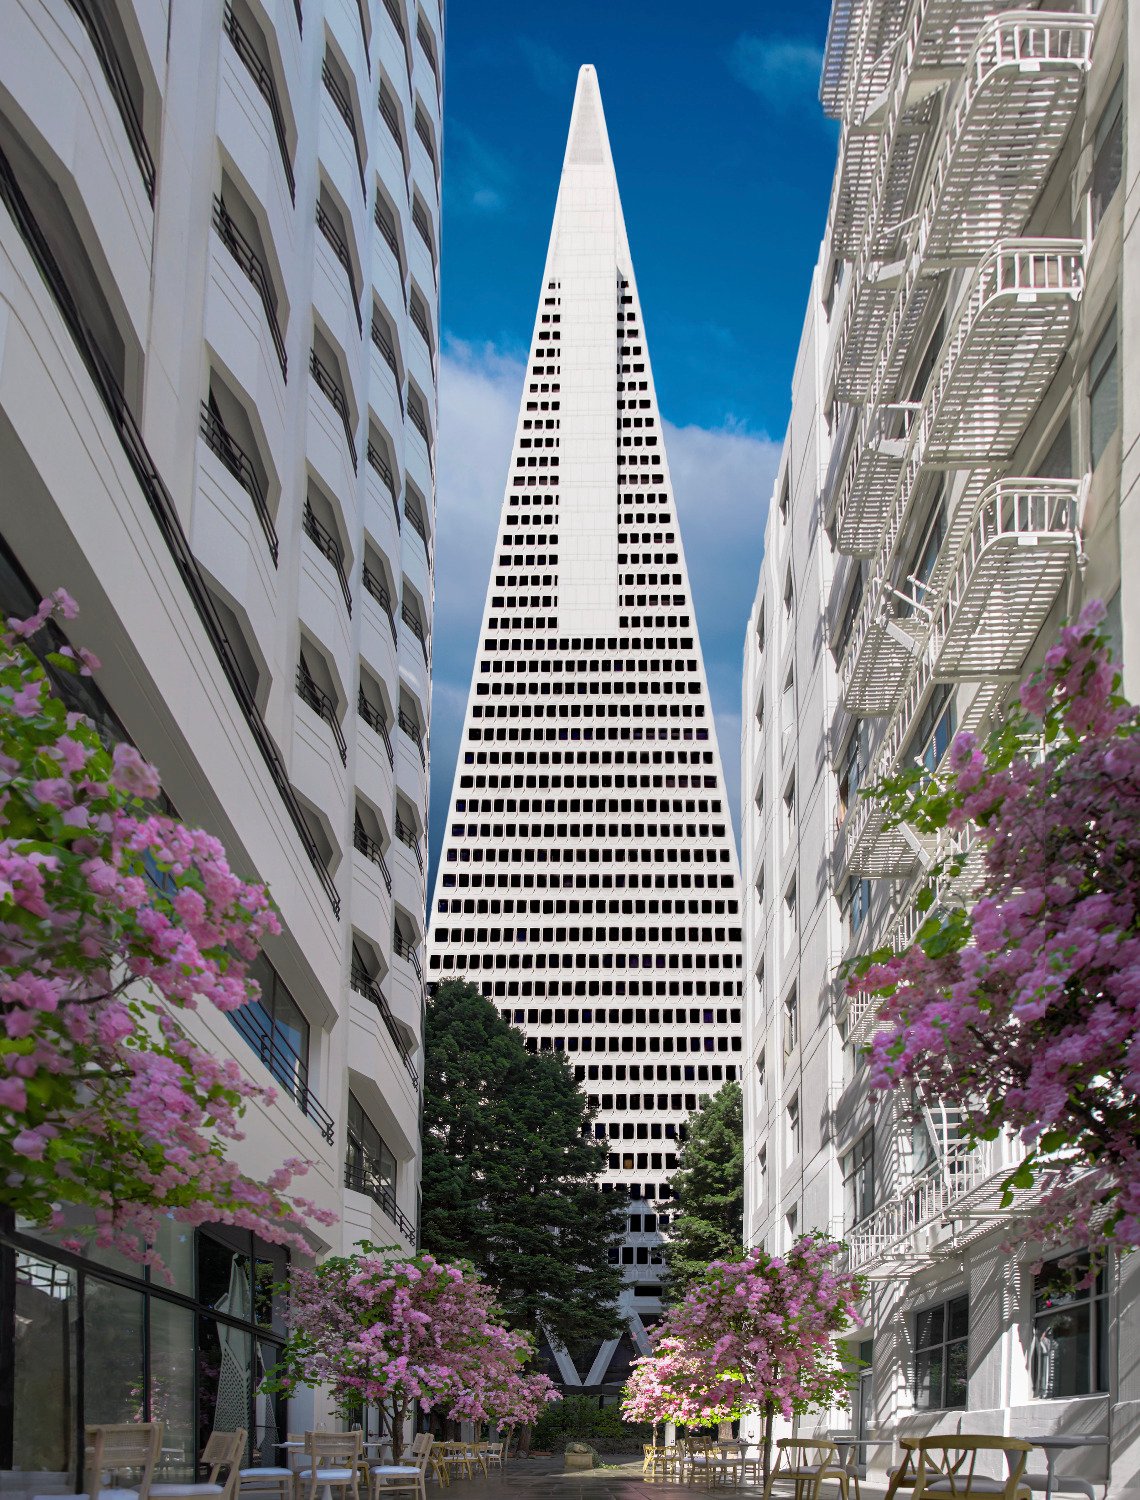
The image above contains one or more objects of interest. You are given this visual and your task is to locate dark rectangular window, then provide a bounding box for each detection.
[1091,77,1123,233]
[914,1294,969,1409]
[1032,1256,1109,1399]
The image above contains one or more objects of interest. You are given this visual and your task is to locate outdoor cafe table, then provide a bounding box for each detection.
[1028,1435,1108,1500]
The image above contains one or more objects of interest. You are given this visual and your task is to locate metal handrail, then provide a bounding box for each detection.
[229,1007,335,1143]
[296,661,347,764]
[379,85,405,154]
[0,144,338,915]
[315,200,362,332]
[407,389,430,448]
[416,16,439,83]
[367,446,403,531]
[349,963,420,1085]
[353,815,392,890]
[383,0,406,42]
[413,108,437,173]
[393,929,423,978]
[212,197,287,379]
[309,348,358,471]
[343,1158,416,1238]
[199,402,279,565]
[404,498,432,566]
[412,198,435,260]
[409,294,433,352]
[401,602,429,665]
[369,317,404,412]
[357,689,395,765]
[65,0,155,201]
[362,565,399,644]
[224,4,295,202]
[398,708,426,767]
[302,500,352,613]
[321,58,366,195]
[374,197,403,265]
[394,816,423,872]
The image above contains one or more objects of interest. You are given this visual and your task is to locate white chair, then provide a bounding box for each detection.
[297,1433,361,1500]
[36,1422,165,1500]
[240,1430,302,1500]
[484,1443,504,1472]
[368,1435,432,1500]
[152,1430,246,1500]
[1025,1478,1097,1500]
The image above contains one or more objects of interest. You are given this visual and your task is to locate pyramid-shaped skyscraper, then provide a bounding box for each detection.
[428,66,743,1389]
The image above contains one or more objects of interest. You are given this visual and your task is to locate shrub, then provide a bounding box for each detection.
[532,1394,652,1454]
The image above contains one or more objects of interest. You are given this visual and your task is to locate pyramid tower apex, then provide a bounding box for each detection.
[564,63,612,168]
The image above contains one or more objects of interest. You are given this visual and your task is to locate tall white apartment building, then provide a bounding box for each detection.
[0,0,440,1482]
[427,67,744,1393]
[742,0,1138,1487]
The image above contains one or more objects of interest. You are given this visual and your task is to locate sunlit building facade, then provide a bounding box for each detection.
[742,0,1138,1486]
[0,0,440,1485]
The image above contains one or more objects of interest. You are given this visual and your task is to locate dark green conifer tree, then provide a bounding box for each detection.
[420,980,626,1351]
[663,1080,745,1298]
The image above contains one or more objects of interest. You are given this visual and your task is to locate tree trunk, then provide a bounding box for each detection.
[762,1406,775,1492]
[391,1396,407,1464]
[517,1422,533,1458]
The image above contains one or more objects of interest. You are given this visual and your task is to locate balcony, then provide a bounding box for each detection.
[344,1155,415,1240]
[353,814,392,892]
[841,578,926,716]
[847,1131,1031,1276]
[309,348,357,471]
[302,500,352,613]
[199,401,279,565]
[833,402,919,556]
[925,240,1083,463]
[224,3,295,202]
[398,708,425,768]
[367,437,403,529]
[296,660,347,765]
[316,199,362,334]
[229,1005,334,1144]
[401,601,429,666]
[370,316,404,415]
[65,0,156,202]
[821,0,909,123]
[363,565,398,644]
[322,58,366,197]
[349,960,420,1086]
[919,12,1093,265]
[928,478,1081,681]
[393,928,423,981]
[395,815,424,875]
[212,197,287,380]
[358,687,395,766]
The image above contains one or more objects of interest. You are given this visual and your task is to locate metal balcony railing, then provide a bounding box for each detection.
[374,199,404,276]
[379,85,404,154]
[302,500,352,613]
[212,197,287,379]
[412,198,435,259]
[309,348,358,471]
[0,143,339,917]
[65,0,155,201]
[293,0,302,33]
[362,564,399,645]
[370,315,402,398]
[199,401,279,565]
[316,200,362,332]
[919,11,1093,266]
[924,240,1084,463]
[410,294,433,353]
[398,708,426,767]
[224,4,295,202]
[927,478,1081,681]
[414,109,437,172]
[393,929,422,979]
[344,1157,416,1239]
[401,602,429,665]
[321,59,366,196]
[846,1132,1030,1274]
[358,688,395,765]
[382,0,406,44]
[349,961,419,1086]
[404,499,432,568]
[832,402,919,558]
[229,1006,334,1143]
[296,661,347,765]
[353,815,392,891]
[407,389,430,448]
[352,0,370,69]
[395,816,424,872]
[367,444,403,530]
[820,0,909,121]
[416,16,439,85]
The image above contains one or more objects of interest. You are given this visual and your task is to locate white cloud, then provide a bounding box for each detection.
[445,123,515,216]
[427,340,778,880]
[728,35,824,110]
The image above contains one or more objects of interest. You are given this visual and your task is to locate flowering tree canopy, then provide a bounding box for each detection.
[0,590,334,1265]
[848,604,1140,1264]
[622,1235,861,1460]
[266,1244,559,1457]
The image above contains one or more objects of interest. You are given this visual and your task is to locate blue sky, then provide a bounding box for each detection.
[428,0,839,884]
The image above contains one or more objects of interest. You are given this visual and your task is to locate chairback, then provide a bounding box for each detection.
[777,1439,843,1471]
[202,1430,247,1471]
[305,1432,363,1467]
[410,1433,433,1457]
[412,1437,434,1474]
[85,1423,164,1500]
[912,1437,1034,1500]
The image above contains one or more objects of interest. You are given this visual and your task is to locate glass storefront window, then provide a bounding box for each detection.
[150,1300,196,1482]
[84,1277,145,1428]
[12,1254,77,1486]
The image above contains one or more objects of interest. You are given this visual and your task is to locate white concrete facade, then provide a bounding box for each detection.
[0,0,440,1471]
[426,67,744,1391]
[742,0,1138,1491]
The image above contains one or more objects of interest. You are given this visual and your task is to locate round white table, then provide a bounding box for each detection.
[1029,1435,1108,1500]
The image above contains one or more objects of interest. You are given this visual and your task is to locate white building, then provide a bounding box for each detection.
[0,0,440,1480]
[426,66,744,1393]
[742,0,1139,1489]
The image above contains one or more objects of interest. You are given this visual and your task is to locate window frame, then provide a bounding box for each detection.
[913,1293,969,1411]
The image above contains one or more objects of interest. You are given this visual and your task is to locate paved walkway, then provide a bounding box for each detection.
[443,1457,761,1498]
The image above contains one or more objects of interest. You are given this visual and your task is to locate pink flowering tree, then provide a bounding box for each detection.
[623,1236,862,1480]
[0,590,335,1265]
[848,603,1140,1268]
[265,1244,559,1461]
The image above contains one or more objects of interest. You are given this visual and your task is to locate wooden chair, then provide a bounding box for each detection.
[761,1439,851,1500]
[886,1441,923,1500]
[484,1443,504,1472]
[152,1431,247,1500]
[297,1433,362,1500]
[910,1438,1034,1500]
[367,1436,432,1500]
[54,1423,166,1500]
